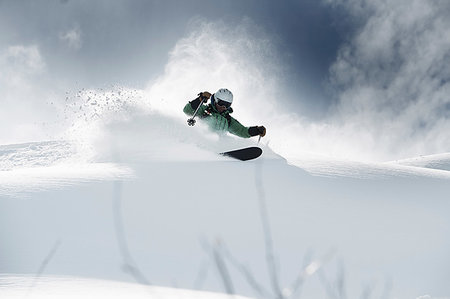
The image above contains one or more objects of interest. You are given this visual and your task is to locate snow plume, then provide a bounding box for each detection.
[322,0,450,161]
[144,18,283,123]
[139,18,368,162]
[141,14,450,162]
[36,19,282,162]
[59,85,222,163]
[59,86,148,160]
[142,19,313,160]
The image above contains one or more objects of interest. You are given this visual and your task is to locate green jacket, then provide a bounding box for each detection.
[183,98,254,138]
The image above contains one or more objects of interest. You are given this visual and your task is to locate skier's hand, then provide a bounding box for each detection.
[198,91,212,101]
[257,126,266,137]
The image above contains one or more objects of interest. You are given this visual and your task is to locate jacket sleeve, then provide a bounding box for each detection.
[183,97,204,116]
[227,116,252,138]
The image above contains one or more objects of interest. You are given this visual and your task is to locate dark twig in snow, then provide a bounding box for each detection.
[287,250,314,299]
[26,239,62,297]
[193,258,210,290]
[381,278,393,299]
[254,160,284,299]
[360,281,374,299]
[220,242,272,298]
[212,239,235,295]
[317,257,346,299]
[113,180,151,285]
[336,260,347,299]
[318,267,337,299]
[289,250,336,299]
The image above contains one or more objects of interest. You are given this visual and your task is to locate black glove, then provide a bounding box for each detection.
[257,126,266,137]
[248,126,266,137]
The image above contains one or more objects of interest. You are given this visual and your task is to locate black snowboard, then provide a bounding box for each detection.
[220,146,263,161]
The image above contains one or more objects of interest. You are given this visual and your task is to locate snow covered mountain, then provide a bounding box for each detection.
[1,95,449,299]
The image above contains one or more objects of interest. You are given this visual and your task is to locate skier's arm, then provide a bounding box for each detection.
[228,116,266,138]
[183,97,206,116]
[183,92,211,116]
[228,117,253,138]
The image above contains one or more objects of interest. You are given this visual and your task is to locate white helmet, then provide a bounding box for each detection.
[213,88,233,107]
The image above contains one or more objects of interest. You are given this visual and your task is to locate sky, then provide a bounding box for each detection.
[1,0,450,161]
[0,0,343,109]
[1,0,334,81]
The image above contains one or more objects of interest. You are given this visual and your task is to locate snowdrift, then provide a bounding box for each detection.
[1,99,450,299]
[0,275,252,299]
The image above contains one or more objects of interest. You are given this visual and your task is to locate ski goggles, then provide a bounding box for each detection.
[216,99,232,108]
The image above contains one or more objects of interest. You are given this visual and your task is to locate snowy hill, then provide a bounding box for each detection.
[1,100,449,299]
[0,275,252,299]
[390,153,450,172]
[290,155,450,179]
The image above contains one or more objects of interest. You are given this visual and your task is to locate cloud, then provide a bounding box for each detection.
[0,45,46,87]
[0,45,45,73]
[321,0,450,160]
[0,45,59,144]
[59,25,82,50]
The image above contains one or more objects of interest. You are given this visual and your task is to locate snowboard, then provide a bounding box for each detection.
[220,146,263,161]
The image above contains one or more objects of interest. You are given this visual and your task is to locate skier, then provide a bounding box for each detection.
[183,88,266,139]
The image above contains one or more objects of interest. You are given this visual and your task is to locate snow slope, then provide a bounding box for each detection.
[0,275,251,299]
[0,141,133,197]
[390,153,450,172]
[1,103,450,299]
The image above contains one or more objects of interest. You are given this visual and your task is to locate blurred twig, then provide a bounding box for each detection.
[220,241,272,298]
[318,267,337,299]
[113,180,151,285]
[336,260,347,299]
[202,158,391,299]
[26,239,62,297]
[317,258,347,299]
[193,257,210,290]
[287,250,314,299]
[360,282,374,299]
[254,160,284,299]
[200,237,236,294]
[381,278,393,299]
[212,239,235,295]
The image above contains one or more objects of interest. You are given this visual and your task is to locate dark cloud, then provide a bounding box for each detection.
[0,0,342,102]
